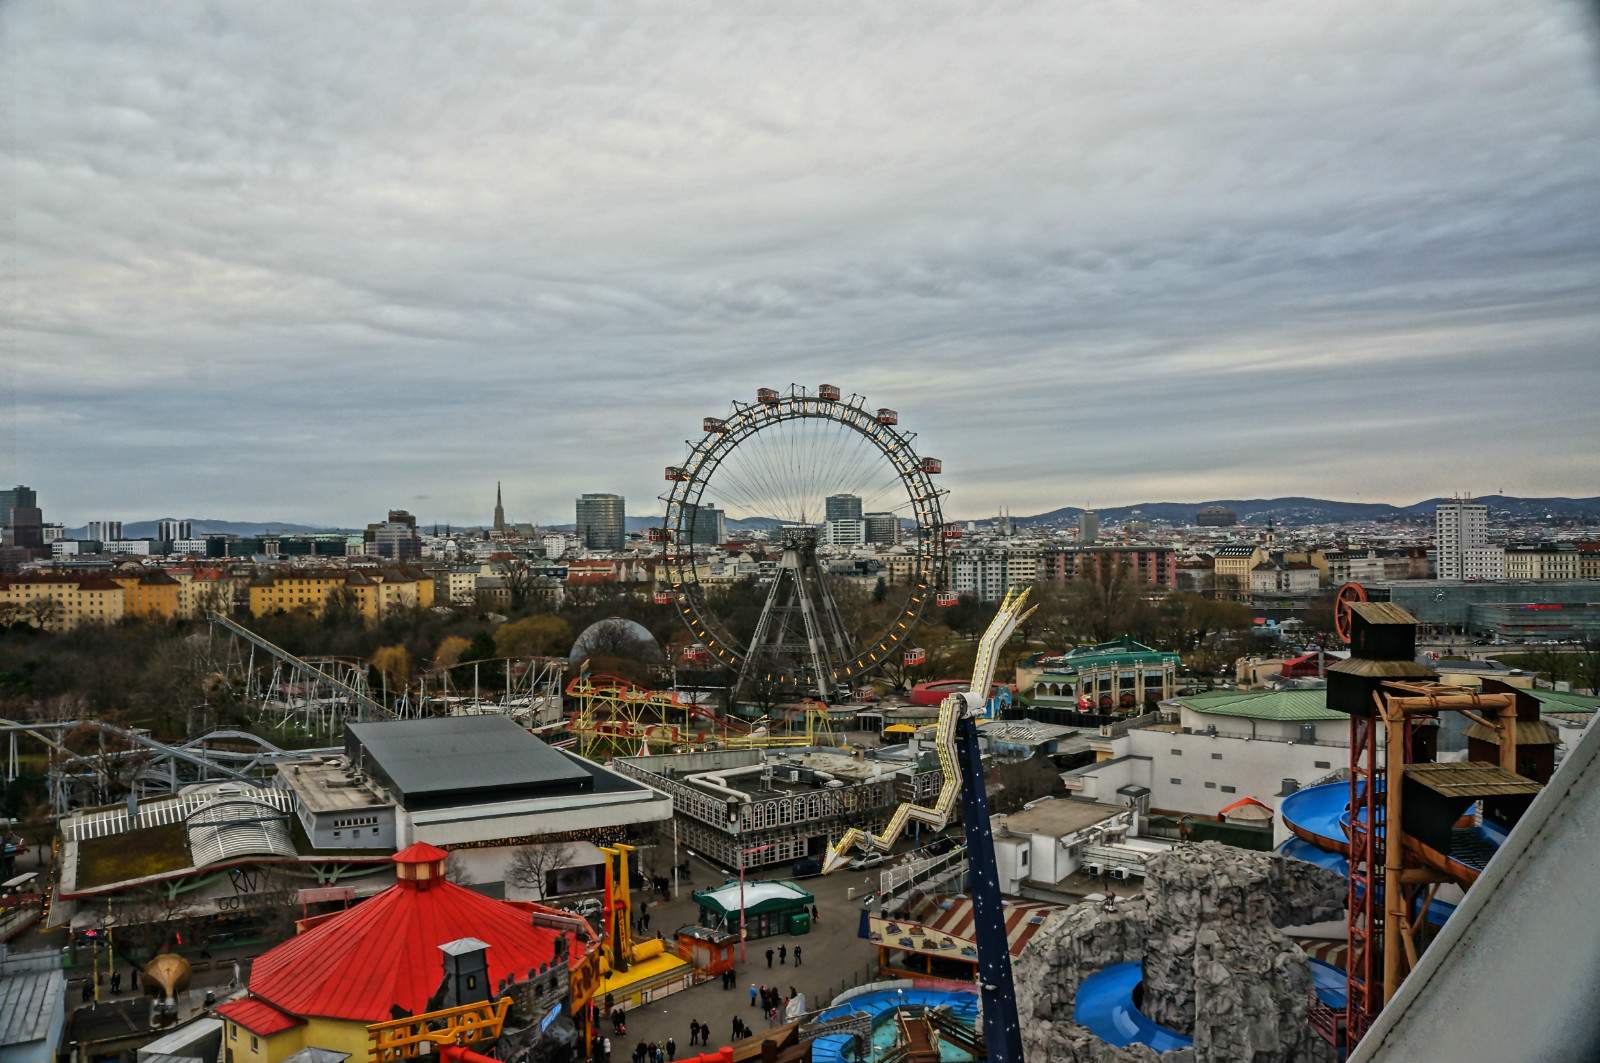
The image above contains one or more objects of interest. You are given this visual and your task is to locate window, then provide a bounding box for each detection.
[1205,782,1217,789]
[1170,748,1182,756]
[1221,786,1236,793]
[251,1037,259,1052]
[1315,760,1331,769]
[1170,778,1182,785]
[232,1025,238,1040]
[1211,752,1222,760]
[1020,849,1029,866]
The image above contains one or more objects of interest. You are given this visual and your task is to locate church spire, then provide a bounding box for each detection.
[493,482,506,534]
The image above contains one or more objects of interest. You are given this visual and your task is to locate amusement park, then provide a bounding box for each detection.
[1,384,1597,1063]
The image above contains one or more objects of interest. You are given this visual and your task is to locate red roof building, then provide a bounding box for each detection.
[246,843,580,1024]
[214,998,306,1037]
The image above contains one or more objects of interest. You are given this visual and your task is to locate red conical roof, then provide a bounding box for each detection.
[248,851,569,1023]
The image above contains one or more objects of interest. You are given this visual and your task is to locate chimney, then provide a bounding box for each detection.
[438,937,492,1009]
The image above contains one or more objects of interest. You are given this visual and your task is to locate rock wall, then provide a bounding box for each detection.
[1012,841,1344,1063]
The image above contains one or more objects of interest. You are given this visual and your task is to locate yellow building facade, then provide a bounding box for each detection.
[0,574,125,630]
[249,567,434,621]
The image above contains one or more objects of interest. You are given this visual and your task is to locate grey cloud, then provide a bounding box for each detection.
[3,1,1598,525]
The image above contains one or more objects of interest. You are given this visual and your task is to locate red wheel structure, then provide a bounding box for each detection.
[1333,582,1368,644]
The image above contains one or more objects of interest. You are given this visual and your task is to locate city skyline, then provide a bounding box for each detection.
[4,4,1599,526]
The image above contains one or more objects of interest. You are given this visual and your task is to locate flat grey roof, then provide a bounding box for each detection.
[345,716,590,810]
[991,797,1127,838]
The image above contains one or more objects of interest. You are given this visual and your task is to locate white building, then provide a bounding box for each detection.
[1436,498,1503,580]
[156,519,192,542]
[989,797,1139,896]
[1063,689,1355,847]
[824,518,867,546]
[950,548,1037,602]
[86,520,122,543]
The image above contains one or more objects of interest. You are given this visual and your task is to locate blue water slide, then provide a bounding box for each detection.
[1073,963,1194,1053]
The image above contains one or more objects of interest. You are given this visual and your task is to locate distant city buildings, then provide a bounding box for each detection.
[825,493,863,522]
[1078,510,1099,544]
[1436,497,1504,580]
[0,485,37,527]
[156,519,192,542]
[363,509,422,562]
[864,511,902,545]
[575,492,625,552]
[683,501,726,546]
[1196,506,1237,527]
[86,519,122,543]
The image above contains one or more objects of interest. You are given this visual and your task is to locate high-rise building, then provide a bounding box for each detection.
[1436,497,1503,580]
[87,520,123,543]
[364,510,422,562]
[156,519,192,542]
[824,519,867,546]
[825,494,863,522]
[6,507,43,549]
[864,512,901,545]
[1196,506,1236,527]
[683,502,726,546]
[1078,510,1099,545]
[576,494,625,552]
[493,483,506,534]
[0,486,37,528]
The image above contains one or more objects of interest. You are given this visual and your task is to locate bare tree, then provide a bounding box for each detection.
[501,559,535,612]
[444,853,474,885]
[506,841,575,900]
[24,596,59,631]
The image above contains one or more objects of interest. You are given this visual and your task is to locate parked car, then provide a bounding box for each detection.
[925,836,957,856]
[567,897,604,918]
[849,851,885,871]
[792,858,823,878]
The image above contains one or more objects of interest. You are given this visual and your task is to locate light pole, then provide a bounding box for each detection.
[737,844,771,963]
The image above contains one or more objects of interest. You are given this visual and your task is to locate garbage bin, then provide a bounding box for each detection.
[789,910,811,935]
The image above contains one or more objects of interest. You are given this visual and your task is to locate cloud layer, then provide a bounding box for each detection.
[4,2,1599,526]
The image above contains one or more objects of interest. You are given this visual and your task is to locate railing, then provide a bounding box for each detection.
[878,845,968,899]
[1079,843,1149,875]
[1099,710,1178,738]
[1183,727,1349,749]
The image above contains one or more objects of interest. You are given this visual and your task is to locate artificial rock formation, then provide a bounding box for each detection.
[1015,841,1345,1063]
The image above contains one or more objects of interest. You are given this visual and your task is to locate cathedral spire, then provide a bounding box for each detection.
[493,482,506,534]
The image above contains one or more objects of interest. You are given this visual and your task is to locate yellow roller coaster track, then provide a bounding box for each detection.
[823,588,1035,873]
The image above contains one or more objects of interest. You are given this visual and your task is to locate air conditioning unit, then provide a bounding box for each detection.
[1110,867,1129,881]
[1086,864,1103,877]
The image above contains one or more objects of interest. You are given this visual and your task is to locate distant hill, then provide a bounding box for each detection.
[998,495,1600,528]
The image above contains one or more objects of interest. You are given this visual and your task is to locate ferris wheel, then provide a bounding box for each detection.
[659,384,949,702]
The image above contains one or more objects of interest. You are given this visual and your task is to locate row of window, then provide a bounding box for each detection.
[1169,779,1236,793]
[1169,749,1224,759]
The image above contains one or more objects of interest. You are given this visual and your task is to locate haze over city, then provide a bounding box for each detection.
[5,2,1600,528]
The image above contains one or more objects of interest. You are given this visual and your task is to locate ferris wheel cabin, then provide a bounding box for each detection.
[702,417,728,433]
[921,457,942,474]
[876,408,898,424]
[817,383,841,401]
[936,591,959,607]
[756,387,781,404]
[664,465,689,481]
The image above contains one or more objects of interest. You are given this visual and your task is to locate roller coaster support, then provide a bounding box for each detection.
[956,712,1023,1062]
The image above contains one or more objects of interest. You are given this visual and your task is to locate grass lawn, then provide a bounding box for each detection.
[76,823,191,888]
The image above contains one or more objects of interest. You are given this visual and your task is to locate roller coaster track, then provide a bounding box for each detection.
[208,613,393,720]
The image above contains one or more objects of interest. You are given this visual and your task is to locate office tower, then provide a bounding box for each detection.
[156,520,192,542]
[825,494,863,522]
[1436,497,1503,580]
[87,520,123,543]
[576,494,625,552]
[1078,510,1099,545]
[364,509,422,562]
[864,512,901,545]
[683,502,726,546]
[0,486,37,528]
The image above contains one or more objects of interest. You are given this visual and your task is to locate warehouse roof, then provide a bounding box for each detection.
[345,716,589,809]
[1173,689,1346,722]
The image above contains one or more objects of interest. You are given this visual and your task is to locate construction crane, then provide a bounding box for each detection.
[823,587,1035,1063]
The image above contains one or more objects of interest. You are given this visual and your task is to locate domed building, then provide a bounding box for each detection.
[567,617,662,664]
[214,843,597,1063]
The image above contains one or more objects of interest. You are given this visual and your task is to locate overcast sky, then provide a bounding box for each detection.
[4,2,1599,528]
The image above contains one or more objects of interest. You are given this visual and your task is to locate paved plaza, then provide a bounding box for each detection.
[600,849,896,1059]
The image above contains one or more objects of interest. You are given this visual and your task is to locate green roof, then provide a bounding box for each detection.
[1173,688,1346,722]
[1036,636,1181,674]
[1524,689,1599,713]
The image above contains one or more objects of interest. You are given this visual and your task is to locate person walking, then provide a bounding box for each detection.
[766,947,774,968]
[601,1036,611,1063]
[794,945,802,967]
[642,910,651,931]
[750,983,758,1006]
[689,1020,699,1047]
[778,944,786,965]
[811,903,819,921]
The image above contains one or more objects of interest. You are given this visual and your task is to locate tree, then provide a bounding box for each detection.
[494,615,572,659]
[987,753,1066,815]
[0,601,22,630]
[435,635,471,669]
[322,586,363,627]
[461,630,498,665]
[370,645,411,688]
[506,841,576,900]
[1063,563,1154,644]
[502,559,536,612]
[444,853,474,885]
[24,596,59,631]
